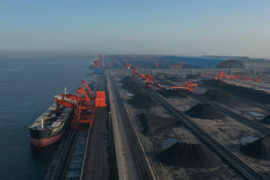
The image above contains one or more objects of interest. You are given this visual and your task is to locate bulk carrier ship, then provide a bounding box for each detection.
[29,103,72,148]
[29,78,106,148]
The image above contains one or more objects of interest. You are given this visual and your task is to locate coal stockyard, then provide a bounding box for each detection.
[24,55,270,180]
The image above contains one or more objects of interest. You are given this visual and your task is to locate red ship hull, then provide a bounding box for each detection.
[30,131,64,148]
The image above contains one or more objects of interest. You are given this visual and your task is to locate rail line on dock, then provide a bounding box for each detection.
[133,77,267,180]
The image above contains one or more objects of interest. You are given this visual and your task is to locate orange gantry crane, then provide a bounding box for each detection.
[140,73,156,87]
[54,80,106,128]
[170,80,198,92]
[215,70,261,82]
[215,70,238,80]
[132,66,198,92]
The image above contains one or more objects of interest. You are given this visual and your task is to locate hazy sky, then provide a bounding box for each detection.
[0,0,270,57]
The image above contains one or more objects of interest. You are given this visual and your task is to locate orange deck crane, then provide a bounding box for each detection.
[170,81,198,92]
[54,80,106,128]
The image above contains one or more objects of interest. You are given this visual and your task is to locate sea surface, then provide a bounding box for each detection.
[0,57,90,180]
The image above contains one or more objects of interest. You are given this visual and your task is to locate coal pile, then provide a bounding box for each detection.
[185,104,226,119]
[120,76,141,93]
[137,114,149,135]
[241,135,270,159]
[158,89,187,98]
[260,115,270,124]
[167,76,183,82]
[186,74,200,79]
[203,80,270,104]
[128,93,156,109]
[159,142,222,168]
[203,89,236,104]
[137,113,179,135]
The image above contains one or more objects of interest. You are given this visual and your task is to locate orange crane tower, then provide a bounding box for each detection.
[215,70,261,82]
[170,81,198,92]
[140,73,163,88]
[215,70,238,80]
[54,80,106,128]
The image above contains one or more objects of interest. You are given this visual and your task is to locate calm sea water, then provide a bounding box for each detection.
[0,57,90,180]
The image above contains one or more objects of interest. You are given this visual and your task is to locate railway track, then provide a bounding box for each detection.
[48,129,78,180]
[109,74,155,180]
[133,77,267,180]
[81,108,109,180]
